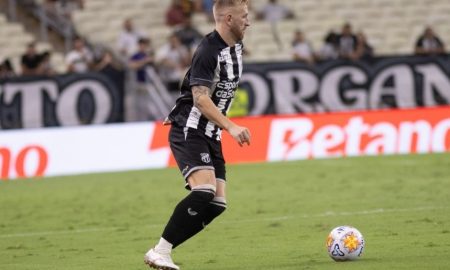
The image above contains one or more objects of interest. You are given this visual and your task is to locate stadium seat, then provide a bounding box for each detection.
[69,0,450,62]
[0,14,66,73]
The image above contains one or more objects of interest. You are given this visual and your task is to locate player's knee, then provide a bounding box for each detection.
[210,196,227,210]
[191,184,216,202]
[188,170,217,188]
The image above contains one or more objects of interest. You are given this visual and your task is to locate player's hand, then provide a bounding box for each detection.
[228,124,251,147]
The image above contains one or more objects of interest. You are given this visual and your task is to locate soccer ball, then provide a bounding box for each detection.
[326,225,365,261]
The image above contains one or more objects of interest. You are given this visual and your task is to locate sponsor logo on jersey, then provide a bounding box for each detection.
[215,90,235,99]
[216,81,239,91]
[218,54,231,62]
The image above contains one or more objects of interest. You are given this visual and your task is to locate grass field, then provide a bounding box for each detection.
[1,153,450,270]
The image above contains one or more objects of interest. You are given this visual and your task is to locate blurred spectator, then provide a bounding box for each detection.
[43,0,58,16]
[291,30,315,65]
[337,23,358,60]
[128,38,155,121]
[174,16,203,51]
[156,34,190,92]
[256,0,294,49]
[128,38,155,84]
[117,18,144,58]
[44,0,84,20]
[38,51,56,76]
[166,0,186,27]
[319,31,339,61]
[201,0,214,22]
[180,0,198,17]
[256,0,294,22]
[354,32,374,61]
[415,26,446,56]
[94,50,120,72]
[0,57,16,79]
[65,37,93,73]
[21,42,41,75]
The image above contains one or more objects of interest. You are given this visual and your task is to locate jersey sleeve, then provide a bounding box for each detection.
[189,42,218,89]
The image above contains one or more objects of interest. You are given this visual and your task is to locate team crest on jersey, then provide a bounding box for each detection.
[200,153,211,163]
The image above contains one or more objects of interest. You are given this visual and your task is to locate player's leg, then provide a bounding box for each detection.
[202,140,228,226]
[145,127,216,270]
[203,179,227,226]
[168,178,227,249]
[145,170,216,270]
[163,169,217,249]
[152,153,227,250]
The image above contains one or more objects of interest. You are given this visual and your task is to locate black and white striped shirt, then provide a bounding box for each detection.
[167,30,244,141]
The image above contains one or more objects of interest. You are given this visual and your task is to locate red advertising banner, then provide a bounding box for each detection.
[223,106,450,163]
[1,106,449,180]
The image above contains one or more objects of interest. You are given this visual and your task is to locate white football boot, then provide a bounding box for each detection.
[144,248,180,270]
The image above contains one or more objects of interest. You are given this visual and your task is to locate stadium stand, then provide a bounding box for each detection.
[2,0,450,70]
[71,0,450,62]
[0,12,66,74]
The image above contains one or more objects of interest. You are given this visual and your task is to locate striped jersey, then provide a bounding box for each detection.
[167,30,244,141]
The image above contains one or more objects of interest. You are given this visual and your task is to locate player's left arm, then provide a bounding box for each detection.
[193,85,251,146]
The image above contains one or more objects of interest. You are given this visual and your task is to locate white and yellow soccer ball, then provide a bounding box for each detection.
[326,225,365,261]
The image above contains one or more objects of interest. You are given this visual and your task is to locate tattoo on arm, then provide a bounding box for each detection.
[192,86,210,107]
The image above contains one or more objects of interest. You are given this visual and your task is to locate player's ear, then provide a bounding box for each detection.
[225,13,233,26]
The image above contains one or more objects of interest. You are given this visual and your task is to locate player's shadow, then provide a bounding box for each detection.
[311,257,382,267]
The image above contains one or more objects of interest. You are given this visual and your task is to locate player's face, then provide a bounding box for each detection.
[230,4,250,41]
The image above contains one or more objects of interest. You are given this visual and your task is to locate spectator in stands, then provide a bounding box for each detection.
[166,0,186,27]
[174,15,203,51]
[58,0,82,19]
[180,0,198,18]
[65,37,93,73]
[256,0,294,49]
[117,18,144,58]
[128,38,155,84]
[155,34,190,92]
[291,30,315,65]
[201,0,214,22]
[415,26,446,56]
[38,51,56,76]
[256,0,294,22]
[0,57,16,78]
[337,23,358,60]
[93,50,120,72]
[21,42,42,75]
[44,0,83,20]
[354,32,374,61]
[319,31,339,61]
[128,38,155,121]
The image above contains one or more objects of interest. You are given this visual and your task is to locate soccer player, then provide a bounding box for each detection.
[144,0,251,269]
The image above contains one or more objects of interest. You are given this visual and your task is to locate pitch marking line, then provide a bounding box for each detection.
[0,205,446,239]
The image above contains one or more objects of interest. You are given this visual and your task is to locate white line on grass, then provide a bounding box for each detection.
[0,205,446,239]
[224,205,449,224]
[0,227,118,239]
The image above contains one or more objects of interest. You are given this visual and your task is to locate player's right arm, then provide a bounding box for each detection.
[193,85,251,146]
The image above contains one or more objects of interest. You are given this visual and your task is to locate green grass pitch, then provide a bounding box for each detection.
[1,153,450,270]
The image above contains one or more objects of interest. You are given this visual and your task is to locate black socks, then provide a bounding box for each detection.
[161,184,227,248]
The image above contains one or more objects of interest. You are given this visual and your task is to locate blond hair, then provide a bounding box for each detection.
[214,0,248,9]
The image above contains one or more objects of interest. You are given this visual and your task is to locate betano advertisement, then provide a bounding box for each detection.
[1,107,449,180]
